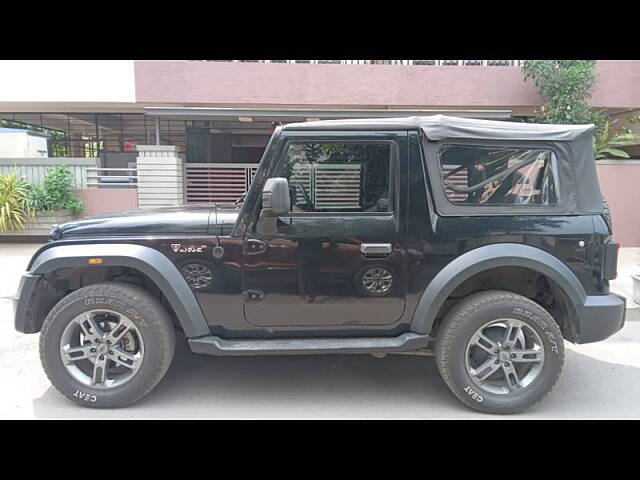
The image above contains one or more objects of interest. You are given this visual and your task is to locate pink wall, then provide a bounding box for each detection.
[134,61,640,109]
[74,189,138,218]
[596,162,640,247]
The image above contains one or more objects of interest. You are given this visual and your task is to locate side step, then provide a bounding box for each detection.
[188,332,428,356]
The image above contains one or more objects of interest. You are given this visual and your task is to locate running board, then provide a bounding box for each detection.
[188,332,428,356]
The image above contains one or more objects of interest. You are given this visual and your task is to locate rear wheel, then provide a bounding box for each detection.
[40,281,176,408]
[435,290,564,414]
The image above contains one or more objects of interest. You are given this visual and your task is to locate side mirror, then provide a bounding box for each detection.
[256,177,290,234]
[261,177,290,217]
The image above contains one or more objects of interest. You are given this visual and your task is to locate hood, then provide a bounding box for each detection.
[53,204,221,239]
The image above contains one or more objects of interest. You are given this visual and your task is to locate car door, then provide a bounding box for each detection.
[243,131,407,328]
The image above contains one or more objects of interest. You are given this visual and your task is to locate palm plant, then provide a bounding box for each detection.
[0,169,33,232]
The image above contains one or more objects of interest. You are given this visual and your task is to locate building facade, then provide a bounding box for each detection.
[1,60,639,243]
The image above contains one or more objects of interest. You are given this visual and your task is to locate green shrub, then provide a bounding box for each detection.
[24,183,47,212]
[26,165,84,214]
[521,60,600,125]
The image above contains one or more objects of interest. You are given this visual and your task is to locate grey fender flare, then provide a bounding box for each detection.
[30,243,210,338]
[410,243,587,335]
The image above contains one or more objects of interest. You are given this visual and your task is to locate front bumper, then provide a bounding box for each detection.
[575,293,626,344]
[13,272,42,334]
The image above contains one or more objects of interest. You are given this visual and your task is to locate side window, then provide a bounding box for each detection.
[278,141,392,213]
[439,145,558,206]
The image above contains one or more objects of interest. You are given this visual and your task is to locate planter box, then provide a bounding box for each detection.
[633,275,640,305]
[0,210,77,236]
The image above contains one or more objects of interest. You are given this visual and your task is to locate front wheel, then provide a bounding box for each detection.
[435,290,564,414]
[39,281,176,408]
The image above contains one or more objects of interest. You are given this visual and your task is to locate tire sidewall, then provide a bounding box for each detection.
[40,284,172,408]
[438,293,564,414]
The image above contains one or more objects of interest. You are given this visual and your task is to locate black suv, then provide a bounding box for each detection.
[13,115,625,413]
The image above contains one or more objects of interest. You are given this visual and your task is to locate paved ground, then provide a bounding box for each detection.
[612,248,640,308]
[1,243,639,419]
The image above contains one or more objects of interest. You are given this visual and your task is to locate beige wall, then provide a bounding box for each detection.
[597,161,640,247]
[74,189,138,217]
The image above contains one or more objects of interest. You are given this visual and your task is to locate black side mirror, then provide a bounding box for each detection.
[256,177,290,234]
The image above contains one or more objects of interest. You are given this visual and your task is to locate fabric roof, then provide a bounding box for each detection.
[284,115,595,142]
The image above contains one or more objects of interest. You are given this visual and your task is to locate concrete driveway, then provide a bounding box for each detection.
[1,243,639,419]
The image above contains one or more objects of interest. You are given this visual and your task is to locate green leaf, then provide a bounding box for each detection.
[602,148,630,158]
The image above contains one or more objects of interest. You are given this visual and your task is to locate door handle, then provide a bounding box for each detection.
[360,243,392,257]
[246,239,268,255]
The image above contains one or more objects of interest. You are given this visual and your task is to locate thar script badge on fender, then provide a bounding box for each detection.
[170,243,207,253]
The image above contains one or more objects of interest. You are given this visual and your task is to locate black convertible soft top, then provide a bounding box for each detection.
[286,114,593,140]
[285,115,603,215]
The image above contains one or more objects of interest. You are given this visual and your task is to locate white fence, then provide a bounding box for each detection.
[0,157,98,188]
[86,166,138,188]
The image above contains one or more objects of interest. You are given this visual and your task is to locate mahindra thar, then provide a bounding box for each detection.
[13,115,625,413]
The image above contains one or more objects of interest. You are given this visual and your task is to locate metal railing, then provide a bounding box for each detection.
[86,167,138,188]
[203,60,523,66]
[290,163,362,210]
[185,163,258,203]
[185,162,371,209]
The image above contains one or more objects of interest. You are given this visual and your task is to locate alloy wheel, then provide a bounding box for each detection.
[59,309,144,389]
[464,318,545,395]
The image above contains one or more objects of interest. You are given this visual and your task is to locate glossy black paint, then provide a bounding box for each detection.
[55,204,214,237]
[43,127,613,340]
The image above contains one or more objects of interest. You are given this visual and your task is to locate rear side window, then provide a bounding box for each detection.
[439,145,558,206]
